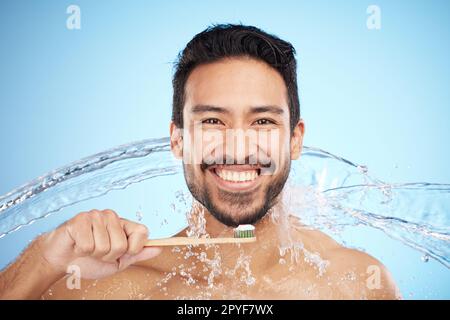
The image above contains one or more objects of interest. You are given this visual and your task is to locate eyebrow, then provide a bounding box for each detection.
[249,105,285,115]
[191,105,230,114]
[191,104,284,115]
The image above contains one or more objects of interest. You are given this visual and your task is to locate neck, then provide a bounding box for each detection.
[185,200,276,238]
[182,202,284,272]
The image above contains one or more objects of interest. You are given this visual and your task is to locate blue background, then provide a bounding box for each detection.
[1,0,449,194]
[0,0,449,299]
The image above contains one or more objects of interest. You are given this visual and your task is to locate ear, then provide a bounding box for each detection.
[170,122,183,159]
[290,119,305,160]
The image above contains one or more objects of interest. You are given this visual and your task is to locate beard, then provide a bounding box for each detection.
[183,159,291,227]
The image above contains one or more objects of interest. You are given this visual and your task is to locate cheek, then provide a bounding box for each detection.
[265,132,290,173]
[185,164,204,186]
[184,125,226,165]
[202,130,227,163]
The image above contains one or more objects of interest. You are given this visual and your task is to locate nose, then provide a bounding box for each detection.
[222,130,260,164]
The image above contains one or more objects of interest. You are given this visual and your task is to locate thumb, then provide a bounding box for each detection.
[118,247,162,270]
[133,247,163,262]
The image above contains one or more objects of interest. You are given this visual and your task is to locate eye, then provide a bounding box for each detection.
[253,118,276,125]
[202,118,224,125]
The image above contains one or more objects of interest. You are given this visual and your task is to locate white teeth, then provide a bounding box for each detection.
[215,168,259,182]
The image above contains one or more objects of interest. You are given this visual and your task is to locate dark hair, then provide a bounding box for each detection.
[172,24,300,132]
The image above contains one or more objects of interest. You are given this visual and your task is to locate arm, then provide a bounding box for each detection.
[0,209,161,300]
[0,238,65,299]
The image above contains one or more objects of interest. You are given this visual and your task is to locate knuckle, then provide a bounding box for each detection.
[92,212,106,223]
[112,242,128,255]
[103,209,118,217]
[69,212,90,228]
[135,224,149,235]
[75,211,89,221]
[91,210,101,216]
[88,209,100,216]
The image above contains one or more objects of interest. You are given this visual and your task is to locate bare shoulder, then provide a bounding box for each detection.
[284,217,401,299]
[43,266,161,300]
[326,246,401,299]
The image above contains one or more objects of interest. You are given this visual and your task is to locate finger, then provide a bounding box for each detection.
[102,214,128,262]
[67,213,95,256]
[121,220,149,256]
[118,247,162,270]
[91,215,111,258]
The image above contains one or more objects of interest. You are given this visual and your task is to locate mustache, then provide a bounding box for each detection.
[200,154,273,171]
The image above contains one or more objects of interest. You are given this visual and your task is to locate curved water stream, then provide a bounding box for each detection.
[0,137,449,271]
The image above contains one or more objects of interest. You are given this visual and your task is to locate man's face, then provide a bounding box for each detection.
[171,57,304,227]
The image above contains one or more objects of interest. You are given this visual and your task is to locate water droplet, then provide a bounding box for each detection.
[136,209,143,221]
[357,165,368,174]
[421,254,430,263]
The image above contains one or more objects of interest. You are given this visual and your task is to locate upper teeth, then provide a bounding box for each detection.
[215,169,258,182]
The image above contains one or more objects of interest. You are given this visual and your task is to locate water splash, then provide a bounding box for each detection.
[0,138,179,238]
[0,137,449,272]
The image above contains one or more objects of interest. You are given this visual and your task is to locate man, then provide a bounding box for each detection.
[0,24,400,299]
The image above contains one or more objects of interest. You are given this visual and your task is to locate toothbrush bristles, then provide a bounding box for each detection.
[234,224,255,238]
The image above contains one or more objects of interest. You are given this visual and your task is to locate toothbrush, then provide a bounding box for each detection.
[144,224,256,246]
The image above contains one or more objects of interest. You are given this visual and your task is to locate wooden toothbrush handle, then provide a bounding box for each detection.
[145,237,256,246]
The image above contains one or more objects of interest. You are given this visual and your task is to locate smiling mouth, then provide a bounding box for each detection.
[215,167,260,182]
[207,165,263,192]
